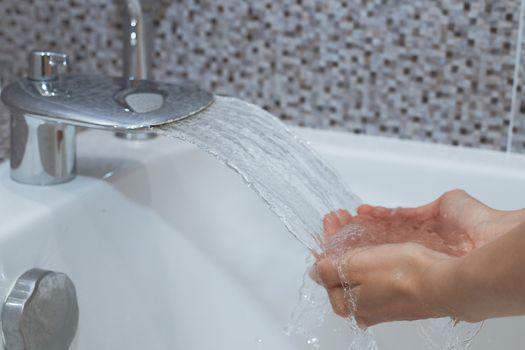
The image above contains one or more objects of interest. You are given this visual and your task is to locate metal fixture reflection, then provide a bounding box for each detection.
[1,269,79,350]
[119,0,158,140]
[1,51,214,185]
[123,0,154,81]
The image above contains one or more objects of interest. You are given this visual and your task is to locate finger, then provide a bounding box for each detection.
[355,317,369,329]
[350,277,427,327]
[359,200,439,221]
[351,289,378,328]
[316,250,366,288]
[336,209,353,226]
[314,258,341,288]
[349,285,384,328]
[327,287,351,317]
[356,204,373,215]
[349,286,369,328]
[309,263,322,284]
[358,205,396,219]
[354,304,410,328]
[369,206,393,218]
[323,211,342,237]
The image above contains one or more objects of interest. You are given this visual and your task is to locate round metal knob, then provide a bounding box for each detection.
[28,51,69,81]
[1,269,79,350]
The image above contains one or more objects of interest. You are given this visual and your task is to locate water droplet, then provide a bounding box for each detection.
[307,337,320,348]
[255,338,263,344]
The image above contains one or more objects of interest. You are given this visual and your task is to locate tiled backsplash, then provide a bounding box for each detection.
[511,4,525,151]
[1,0,525,162]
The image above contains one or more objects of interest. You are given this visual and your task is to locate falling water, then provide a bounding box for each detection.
[157,96,361,252]
[153,96,480,349]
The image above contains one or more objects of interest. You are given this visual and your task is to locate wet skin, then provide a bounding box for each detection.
[311,189,525,327]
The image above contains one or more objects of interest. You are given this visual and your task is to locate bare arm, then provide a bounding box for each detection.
[431,220,525,322]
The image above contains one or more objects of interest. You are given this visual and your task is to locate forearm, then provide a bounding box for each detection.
[433,220,525,322]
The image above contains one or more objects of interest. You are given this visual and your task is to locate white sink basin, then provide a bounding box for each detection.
[0,127,524,349]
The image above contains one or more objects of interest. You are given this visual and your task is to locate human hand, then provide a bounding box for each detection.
[356,189,525,249]
[311,242,459,327]
[312,190,525,327]
[314,208,461,327]
[313,189,525,326]
[321,189,525,256]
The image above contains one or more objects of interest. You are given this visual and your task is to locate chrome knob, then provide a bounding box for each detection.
[1,269,79,350]
[28,51,69,81]
[27,51,70,98]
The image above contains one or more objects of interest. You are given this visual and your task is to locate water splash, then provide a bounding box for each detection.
[153,96,480,349]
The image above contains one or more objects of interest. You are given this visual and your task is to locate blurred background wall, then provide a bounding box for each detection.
[1,0,525,161]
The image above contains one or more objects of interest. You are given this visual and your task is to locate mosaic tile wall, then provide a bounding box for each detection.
[511,11,525,152]
[0,0,524,162]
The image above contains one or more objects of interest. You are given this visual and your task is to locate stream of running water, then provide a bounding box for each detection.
[153,96,481,349]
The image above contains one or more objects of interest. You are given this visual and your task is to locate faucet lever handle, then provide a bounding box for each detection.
[28,51,69,81]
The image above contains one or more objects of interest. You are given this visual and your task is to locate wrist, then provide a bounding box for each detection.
[420,255,466,320]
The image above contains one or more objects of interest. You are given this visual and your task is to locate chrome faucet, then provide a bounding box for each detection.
[123,0,155,81]
[117,0,158,140]
[1,50,213,185]
[0,0,214,186]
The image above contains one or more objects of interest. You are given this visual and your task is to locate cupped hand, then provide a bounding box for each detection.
[322,189,525,256]
[312,189,525,327]
[311,242,457,327]
[355,189,525,250]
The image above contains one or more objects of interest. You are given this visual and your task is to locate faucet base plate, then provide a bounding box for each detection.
[2,75,215,131]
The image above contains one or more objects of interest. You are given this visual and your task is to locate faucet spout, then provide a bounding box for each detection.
[1,50,214,185]
[123,0,155,81]
[120,0,159,140]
